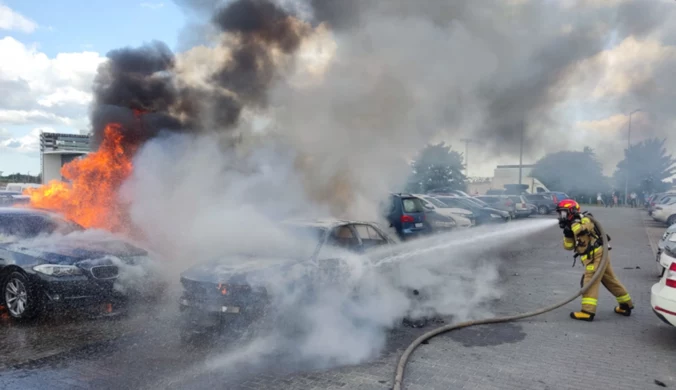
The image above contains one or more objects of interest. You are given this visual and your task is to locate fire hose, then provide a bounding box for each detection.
[393,215,610,390]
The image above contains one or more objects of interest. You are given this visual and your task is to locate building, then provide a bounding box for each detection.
[467,164,550,194]
[40,132,92,183]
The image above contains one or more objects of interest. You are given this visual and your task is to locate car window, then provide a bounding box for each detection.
[401,197,424,213]
[326,225,360,250]
[0,215,62,239]
[353,224,388,249]
[425,197,449,208]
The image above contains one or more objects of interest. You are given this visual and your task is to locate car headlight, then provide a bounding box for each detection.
[490,214,501,218]
[33,264,83,277]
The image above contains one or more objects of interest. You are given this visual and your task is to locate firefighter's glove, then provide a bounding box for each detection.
[563,226,574,238]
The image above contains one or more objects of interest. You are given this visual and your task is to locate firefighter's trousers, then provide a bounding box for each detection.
[580,248,633,314]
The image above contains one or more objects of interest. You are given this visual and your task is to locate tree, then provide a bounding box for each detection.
[614,138,676,194]
[531,148,609,197]
[407,142,466,193]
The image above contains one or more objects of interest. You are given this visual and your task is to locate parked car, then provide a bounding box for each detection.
[178,219,405,341]
[0,191,29,207]
[506,195,531,218]
[524,193,557,215]
[414,195,475,228]
[657,223,676,277]
[383,193,431,240]
[651,237,676,327]
[652,202,676,226]
[526,203,538,216]
[0,207,163,320]
[474,195,516,218]
[541,191,571,204]
[435,196,509,225]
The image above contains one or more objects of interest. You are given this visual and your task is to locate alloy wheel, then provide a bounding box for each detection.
[5,277,28,317]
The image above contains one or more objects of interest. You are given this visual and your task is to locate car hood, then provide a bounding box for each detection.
[2,236,147,265]
[180,255,304,285]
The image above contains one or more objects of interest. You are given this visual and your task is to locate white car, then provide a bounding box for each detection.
[652,201,676,226]
[651,248,676,327]
[414,194,475,228]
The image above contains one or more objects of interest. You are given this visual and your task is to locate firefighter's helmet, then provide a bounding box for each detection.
[556,199,580,221]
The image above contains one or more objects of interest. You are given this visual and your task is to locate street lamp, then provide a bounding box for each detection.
[624,109,641,206]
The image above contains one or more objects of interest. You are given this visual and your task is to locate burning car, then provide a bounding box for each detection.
[178,219,406,342]
[0,207,163,320]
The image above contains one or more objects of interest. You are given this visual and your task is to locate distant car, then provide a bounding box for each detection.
[383,194,431,240]
[524,193,557,215]
[178,219,406,341]
[652,202,676,226]
[506,195,531,218]
[526,203,537,216]
[414,195,475,228]
[474,195,516,218]
[0,191,29,207]
[435,196,509,225]
[542,191,571,204]
[651,239,676,327]
[0,208,163,320]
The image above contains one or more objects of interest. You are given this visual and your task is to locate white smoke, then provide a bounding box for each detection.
[120,131,557,384]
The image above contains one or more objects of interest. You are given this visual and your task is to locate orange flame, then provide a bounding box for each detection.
[26,124,136,233]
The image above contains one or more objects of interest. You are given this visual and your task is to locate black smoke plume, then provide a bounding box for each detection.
[90,0,310,149]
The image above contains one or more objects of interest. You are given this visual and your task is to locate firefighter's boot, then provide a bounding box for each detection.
[614,303,633,317]
[570,311,595,321]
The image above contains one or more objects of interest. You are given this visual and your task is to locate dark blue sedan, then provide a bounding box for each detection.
[0,207,162,320]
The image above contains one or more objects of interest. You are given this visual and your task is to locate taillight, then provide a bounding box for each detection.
[401,215,415,223]
[505,200,513,206]
[666,263,676,288]
[521,203,527,208]
[552,195,558,202]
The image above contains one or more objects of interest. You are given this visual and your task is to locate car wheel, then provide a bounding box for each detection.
[2,272,41,320]
[667,215,676,226]
[538,206,548,215]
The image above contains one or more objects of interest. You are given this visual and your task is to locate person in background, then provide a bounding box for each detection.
[630,192,637,208]
[596,193,604,206]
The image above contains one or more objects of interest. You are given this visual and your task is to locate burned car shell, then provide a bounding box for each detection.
[0,208,155,318]
[178,219,398,334]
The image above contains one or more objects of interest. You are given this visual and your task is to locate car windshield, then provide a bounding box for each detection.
[401,197,424,213]
[425,197,449,208]
[0,214,84,240]
[466,197,489,207]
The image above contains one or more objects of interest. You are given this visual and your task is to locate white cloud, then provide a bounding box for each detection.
[0,127,48,153]
[0,36,105,130]
[0,109,72,125]
[140,2,165,10]
[0,4,37,33]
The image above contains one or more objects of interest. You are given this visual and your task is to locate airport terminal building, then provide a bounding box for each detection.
[40,132,91,183]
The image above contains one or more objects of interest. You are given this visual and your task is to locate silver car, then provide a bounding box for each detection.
[657,223,676,276]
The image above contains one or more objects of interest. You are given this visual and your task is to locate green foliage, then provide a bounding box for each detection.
[613,138,676,193]
[531,148,609,196]
[406,142,466,193]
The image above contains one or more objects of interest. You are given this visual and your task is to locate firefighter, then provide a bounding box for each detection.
[557,199,634,321]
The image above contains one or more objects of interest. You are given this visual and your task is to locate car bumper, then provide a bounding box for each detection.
[31,273,127,308]
[651,283,676,327]
[652,211,668,222]
[178,293,268,330]
[514,210,530,217]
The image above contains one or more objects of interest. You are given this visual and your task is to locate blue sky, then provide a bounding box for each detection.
[0,1,185,175]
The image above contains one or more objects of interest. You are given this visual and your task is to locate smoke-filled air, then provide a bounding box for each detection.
[14,0,674,383]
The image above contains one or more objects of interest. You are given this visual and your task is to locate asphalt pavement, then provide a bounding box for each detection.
[0,206,674,390]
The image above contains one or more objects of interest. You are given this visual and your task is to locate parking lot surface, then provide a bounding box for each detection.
[0,207,674,390]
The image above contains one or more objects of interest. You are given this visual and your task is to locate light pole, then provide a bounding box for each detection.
[624,109,641,206]
[460,138,485,177]
[519,122,525,185]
